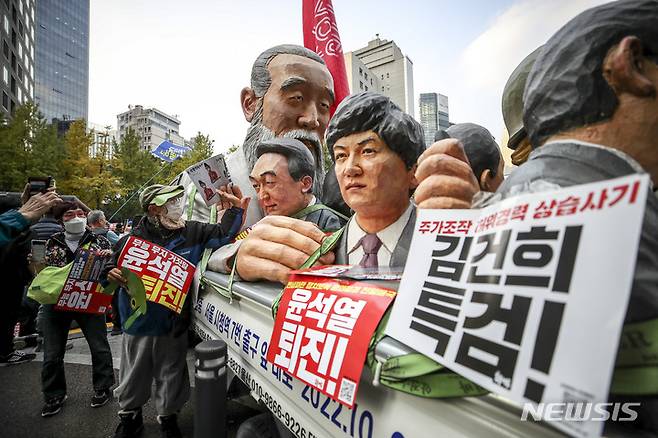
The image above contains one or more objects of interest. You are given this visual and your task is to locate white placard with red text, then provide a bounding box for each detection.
[267,270,396,407]
[386,174,649,438]
[55,250,112,314]
[117,236,195,313]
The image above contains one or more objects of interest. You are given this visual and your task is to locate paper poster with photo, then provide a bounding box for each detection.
[385,174,649,438]
[267,269,396,407]
[117,236,196,313]
[55,250,113,314]
[185,155,232,207]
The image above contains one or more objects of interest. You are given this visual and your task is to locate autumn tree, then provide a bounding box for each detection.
[107,128,162,221]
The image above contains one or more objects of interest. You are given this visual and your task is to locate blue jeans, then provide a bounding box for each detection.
[41,305,115,400]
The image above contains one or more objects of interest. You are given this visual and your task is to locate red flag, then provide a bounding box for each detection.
[303,0,350,115]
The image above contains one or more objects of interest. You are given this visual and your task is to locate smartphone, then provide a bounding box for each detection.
[31,239,47,264]
[28,176,54,195]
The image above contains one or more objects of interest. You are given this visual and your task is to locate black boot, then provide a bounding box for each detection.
[158,414,182,438]
[114,409,144,438]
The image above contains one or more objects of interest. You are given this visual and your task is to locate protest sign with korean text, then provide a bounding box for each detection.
[117,236,195,313]
[267,268,396,407]
[55,249,112,314]
[151,140,192,162]
[185,155,232,207]
[385,174,649,438]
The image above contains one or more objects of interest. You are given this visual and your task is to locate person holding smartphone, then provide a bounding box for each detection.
[0,184,61,367]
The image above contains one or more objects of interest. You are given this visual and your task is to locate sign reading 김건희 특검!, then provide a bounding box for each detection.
[385,174,649,438]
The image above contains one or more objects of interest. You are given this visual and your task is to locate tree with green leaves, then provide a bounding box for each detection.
[157,132,215,184]
[107,127,162,221]
[0,103,65,191]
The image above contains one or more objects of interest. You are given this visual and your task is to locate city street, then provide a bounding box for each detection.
[0,328,261,438]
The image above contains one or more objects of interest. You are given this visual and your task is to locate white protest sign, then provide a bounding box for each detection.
[185,154,232,206]
[386,174,649,438]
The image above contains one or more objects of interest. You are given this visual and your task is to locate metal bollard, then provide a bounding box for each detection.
[194,340,227,438]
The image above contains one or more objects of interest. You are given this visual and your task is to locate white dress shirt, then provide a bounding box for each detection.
[346,202,413,266]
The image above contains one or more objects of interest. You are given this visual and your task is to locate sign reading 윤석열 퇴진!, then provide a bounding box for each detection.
[267,267,396,407]
[117,236,195,313]
[385,174,649,438]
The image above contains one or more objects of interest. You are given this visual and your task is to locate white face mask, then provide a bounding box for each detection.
[64,216,86,234]
[164,198,184,221]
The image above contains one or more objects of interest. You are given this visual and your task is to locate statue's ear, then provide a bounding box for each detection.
[479,169,492,192]
[603,36,656,98]
[408,163,419,190]
[241,87,259,122]
[300,175,313,193]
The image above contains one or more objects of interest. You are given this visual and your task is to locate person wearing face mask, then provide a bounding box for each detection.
[88,210,120,246]
[103,184,248,438]
[40,201,115,418]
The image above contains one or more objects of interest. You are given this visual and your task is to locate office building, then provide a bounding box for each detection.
[349,35,414,117]
[117,104,184,151]
[437,93,449,131]
[34,0,89,123]
[1,0,36,120]
[343,52,380,95]
[419,93,450,146]
[88,122,116,159]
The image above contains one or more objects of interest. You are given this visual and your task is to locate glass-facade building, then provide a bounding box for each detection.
[0,0,36,120]
[419,92,450,146]
[34,0,88,123]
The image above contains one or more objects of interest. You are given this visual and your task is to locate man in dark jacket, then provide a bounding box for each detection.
[105,184,246,438]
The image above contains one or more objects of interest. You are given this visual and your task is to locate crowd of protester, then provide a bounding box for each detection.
[0,1,656,437]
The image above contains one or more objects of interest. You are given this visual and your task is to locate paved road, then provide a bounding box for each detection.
[0,330,261,438]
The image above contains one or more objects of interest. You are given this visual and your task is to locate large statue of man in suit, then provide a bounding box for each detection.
[326,92,424,267]
[235,93,480,283]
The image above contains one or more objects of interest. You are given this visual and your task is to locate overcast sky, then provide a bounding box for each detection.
[88,0,608,154]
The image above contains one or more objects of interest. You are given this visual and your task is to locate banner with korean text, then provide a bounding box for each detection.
[117,236,195,313]
[55,250,112,314]
[267,267,396,407]
[385,174,649,438]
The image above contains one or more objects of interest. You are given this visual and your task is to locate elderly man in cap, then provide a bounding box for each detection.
[104,183,247,438]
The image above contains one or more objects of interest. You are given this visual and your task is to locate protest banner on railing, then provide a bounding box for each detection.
[55,249,112,314]
[385,174,650,438]
[267,266,397,407]
[117,236,195,313]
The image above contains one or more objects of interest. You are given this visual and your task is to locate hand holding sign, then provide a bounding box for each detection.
[217,183,251,211]
[117,236,196,315]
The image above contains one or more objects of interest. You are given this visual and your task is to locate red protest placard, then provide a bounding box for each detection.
[117,236,195,313]
[55,250,112,314]
[267,269,396,407]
